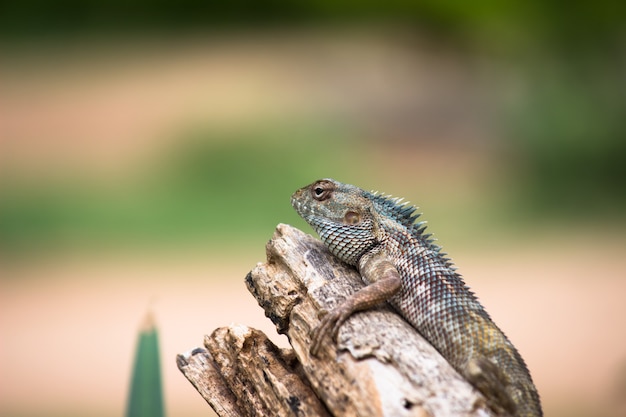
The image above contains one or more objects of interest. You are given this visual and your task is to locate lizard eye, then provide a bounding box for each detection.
[311,181,332,201]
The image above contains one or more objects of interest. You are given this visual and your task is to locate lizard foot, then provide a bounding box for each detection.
[309,300,355,357]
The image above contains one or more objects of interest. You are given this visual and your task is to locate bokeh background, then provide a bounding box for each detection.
[1,2,625,417]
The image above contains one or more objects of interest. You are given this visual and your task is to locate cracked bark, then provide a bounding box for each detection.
[177,224,495,417]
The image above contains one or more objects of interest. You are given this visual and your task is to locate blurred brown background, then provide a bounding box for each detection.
[1,3,625,417]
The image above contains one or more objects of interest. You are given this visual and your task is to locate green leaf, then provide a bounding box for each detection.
[126,311,165,417]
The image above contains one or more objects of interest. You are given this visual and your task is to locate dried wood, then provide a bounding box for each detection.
[178,224,495,417]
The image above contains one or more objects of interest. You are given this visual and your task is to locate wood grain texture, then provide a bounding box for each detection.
[177,325,329,417]
[178,224,495,417]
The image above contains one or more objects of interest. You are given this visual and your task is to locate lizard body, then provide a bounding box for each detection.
[291,178,542,417]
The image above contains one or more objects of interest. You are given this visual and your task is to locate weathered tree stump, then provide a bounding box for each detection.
[177,224,494,417]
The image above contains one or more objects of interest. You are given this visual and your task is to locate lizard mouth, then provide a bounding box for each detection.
[291,200,309,218]
[290,194,299,211]
[290,189,305,212]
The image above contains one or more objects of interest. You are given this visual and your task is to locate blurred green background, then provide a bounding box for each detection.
[1,2,625,417]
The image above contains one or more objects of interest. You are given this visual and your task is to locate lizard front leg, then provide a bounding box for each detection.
[310,251,401,356]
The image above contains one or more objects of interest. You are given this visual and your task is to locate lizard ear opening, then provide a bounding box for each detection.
[344,211,361,225]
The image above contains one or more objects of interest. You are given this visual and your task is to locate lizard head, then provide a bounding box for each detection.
[291,178,379,265]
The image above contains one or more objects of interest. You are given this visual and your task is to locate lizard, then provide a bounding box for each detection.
[291,178,542,417]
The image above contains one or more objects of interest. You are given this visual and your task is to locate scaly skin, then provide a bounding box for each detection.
[291,178,542,417]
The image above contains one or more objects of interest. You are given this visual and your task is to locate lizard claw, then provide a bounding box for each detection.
[309,303,353,357]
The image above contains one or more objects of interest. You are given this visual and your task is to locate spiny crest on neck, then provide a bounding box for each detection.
[365,191,420,228]
[365,190,445,255]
